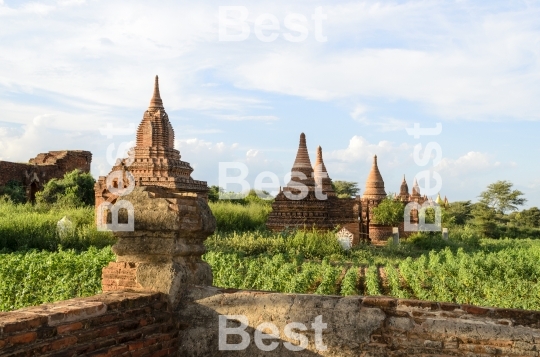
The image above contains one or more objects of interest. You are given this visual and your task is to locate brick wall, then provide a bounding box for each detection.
[0,162,32,187]
[178,286,540,356]
[0,291,178,357]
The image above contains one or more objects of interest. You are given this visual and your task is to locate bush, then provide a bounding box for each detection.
[36,169,95,207]
[372,197,405,226]
[0,180,27,204]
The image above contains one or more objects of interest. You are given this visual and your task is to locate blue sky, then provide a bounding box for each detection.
[0,0,539,207]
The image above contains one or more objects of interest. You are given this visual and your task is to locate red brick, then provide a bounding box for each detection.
[51,336,78,351]
[9,331,37,345]
[57,321,83,335]
[109,345,129,355]
[99,325,119,337]
[462,304,490,316]
[362,296,398,308]
[151,349,169,357]
[128,340,145,350]
[0,339,6,348]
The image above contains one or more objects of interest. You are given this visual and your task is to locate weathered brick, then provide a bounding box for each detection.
[50,336,78,351]
[57,321,83,335]
[9,331,37,345]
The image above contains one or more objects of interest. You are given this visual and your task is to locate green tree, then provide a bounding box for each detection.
[444,201,473,226]
[36,169,95,207]
[371,196,405,226]
[509,207,540,228]
[471,202,498,237]
[331,181,360,198]
[0,180,27,204]
[479,180,526,214]
[208,185,224,203]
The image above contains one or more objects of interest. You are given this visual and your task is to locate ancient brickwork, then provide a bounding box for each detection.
[94,75,208,212]
[96,76,216,308]
[178,286,540,357]
[0,150,92,201]
[266,133,440,244]
[267,133,361,235]
[0,291,178,357]
[3,287,540,356]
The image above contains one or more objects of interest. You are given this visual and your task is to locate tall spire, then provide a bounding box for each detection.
[314,146,328,174]
[399,174,409,198]
[291,133,313,174]
[313,145,335,196]
[286,132,315,191]
[149,75,164,109]
[412,178,421,197]
[363,155,386,199]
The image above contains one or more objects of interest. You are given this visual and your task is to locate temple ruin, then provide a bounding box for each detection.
[0,150,92,201]
[95,76,215,304]
[266,133,431,243]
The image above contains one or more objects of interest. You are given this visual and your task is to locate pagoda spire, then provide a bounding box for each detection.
[291,133,313,175]
[313,145,335,196]
[363,155,386,199]
[149,75,164,109]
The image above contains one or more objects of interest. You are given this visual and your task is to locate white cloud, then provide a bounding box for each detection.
[437,151,502,176]
[213,115,279,122]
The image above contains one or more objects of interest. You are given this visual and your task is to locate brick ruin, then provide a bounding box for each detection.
[0,150,92,201]
[95,76,215,305]
[266,133,436,243]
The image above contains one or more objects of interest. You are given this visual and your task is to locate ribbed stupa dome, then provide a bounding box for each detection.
[135,76,175,149]
[363,155,386,199]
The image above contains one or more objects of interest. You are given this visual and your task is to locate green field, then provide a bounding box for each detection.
[1,198,540,312]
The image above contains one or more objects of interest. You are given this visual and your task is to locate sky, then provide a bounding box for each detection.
[0,0,539,207]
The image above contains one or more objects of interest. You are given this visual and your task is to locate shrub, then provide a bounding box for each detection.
[36,169,95,207]
[0,180,27,204]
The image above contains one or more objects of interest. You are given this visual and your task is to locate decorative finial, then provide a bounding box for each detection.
[149,75,164,109]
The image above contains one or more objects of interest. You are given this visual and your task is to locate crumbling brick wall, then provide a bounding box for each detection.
[0,291,178,357]
[0,150,92,201]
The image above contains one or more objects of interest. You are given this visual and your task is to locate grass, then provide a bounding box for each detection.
[208,200,271,232]
[0,200,115,252]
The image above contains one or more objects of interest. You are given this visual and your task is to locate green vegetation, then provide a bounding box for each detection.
[0,247,114,312]
[36,169,96,207]
[208,189,272,232]
[371,196,405,225]
[331,180,360,198]
[0,180,27,204]
[204,230,540,309]
[0,200,115,252]
[1,178,540,312]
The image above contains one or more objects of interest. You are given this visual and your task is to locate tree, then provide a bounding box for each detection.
[332,181,360,198]
[371,196,405,226]
[471,202,498,237]
[479,180,526,214]
[444,201,473,226]
[509,207,540,228]
[0,180,27,204]
[208,185,224,202]
[36,169,95,207]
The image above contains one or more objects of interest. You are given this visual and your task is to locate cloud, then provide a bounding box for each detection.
[437,151,503,177]
[213,114,279,122]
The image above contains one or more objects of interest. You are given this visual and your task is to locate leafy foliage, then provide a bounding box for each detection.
[36,169,96,207]
[371,196,405,226]
[479,180,526,214]
[209,200,272,232]
[0,180,27,204]
[0,247,114,311]
[331,181,360,198]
